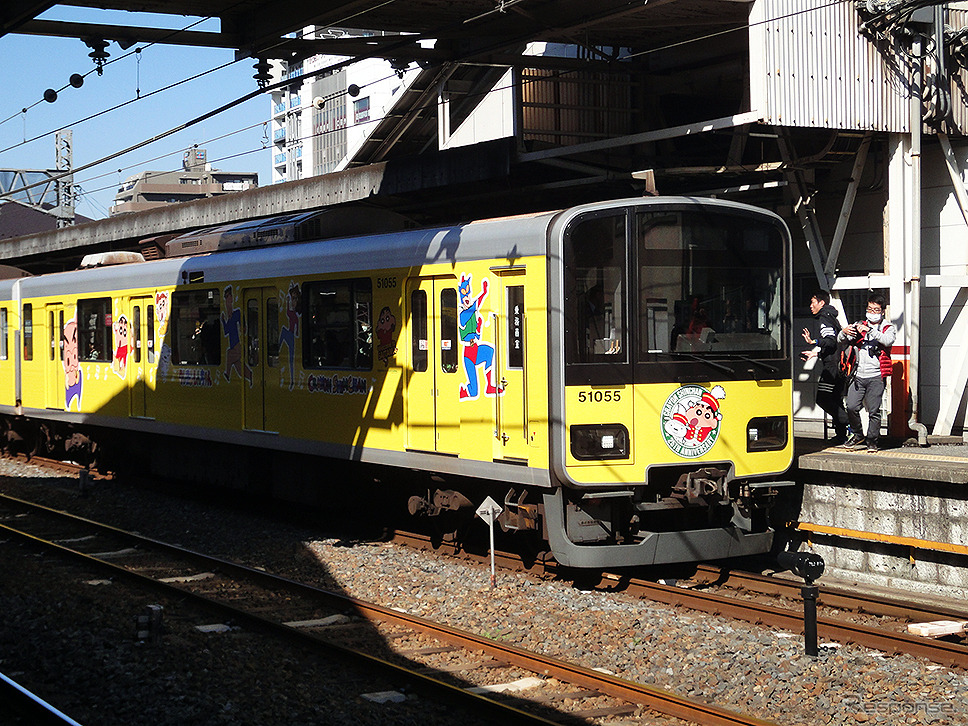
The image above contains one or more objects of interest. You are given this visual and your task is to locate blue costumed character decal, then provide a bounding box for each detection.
[458,273,504,400]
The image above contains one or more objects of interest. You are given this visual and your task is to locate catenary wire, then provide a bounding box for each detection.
[1,0,878,206]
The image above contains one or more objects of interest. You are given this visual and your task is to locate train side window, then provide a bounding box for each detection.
[1,307,7,360]
[77,298,113,363]
[133,305,141,363]
[147,305,155,364]
[440,288,458,373]
[411,289,428,372]
[49,310,56,361]
[507,285,524,369]
[23,304,32,361]
[302,278,372,370]
[266,298,279,367]
[59,311,64,361]
[246,299,260,367]
[355,285,373,370]
[170,290,221,365]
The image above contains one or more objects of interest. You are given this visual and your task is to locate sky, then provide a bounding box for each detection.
[0,6,274,220]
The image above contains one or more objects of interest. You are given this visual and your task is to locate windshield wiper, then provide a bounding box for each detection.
[718,354,780,375]
[661,352,735,374]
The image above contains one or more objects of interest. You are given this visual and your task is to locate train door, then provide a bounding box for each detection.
[491,271,529,462]
[242,287,272,431]
[45,303,65,410]
[129,297,154,418]
[405,277,460,454]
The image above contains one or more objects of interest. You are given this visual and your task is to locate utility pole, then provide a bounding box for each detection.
[53,129,75,228]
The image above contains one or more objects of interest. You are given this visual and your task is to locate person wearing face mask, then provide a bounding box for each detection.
[838,293,896,452]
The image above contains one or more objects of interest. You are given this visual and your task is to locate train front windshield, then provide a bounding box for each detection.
[564,205,789,385]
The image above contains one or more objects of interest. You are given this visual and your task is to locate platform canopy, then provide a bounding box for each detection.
[2,0,749,69]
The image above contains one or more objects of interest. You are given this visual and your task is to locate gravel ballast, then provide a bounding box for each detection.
[2,456,967,725]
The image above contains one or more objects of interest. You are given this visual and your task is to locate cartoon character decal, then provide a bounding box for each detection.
[376,305,397,367]
[661,385,726,458]
[154,291,170,337]
[221,285,252,384]
[63,316,82,410]
[112,313,129,379]
[278,282,300,389]
[458,273,504,400]
[157,343,172,378]
[154,291,172,379]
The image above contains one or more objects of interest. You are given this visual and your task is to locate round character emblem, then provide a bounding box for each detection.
[660,384,726,458]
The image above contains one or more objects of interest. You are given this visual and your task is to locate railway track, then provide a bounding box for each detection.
[389,531,968,670]
[0,492,774,726]
[0,670,83,726]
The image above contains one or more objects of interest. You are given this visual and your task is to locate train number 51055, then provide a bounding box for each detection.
[577,390,622,403]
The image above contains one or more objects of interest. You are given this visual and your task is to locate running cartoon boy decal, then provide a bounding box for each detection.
[458,273,504,400]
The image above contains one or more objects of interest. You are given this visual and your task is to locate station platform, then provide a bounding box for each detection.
[790,433,968,600]
[796,434,968,484]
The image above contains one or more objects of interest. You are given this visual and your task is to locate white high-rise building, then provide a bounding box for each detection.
[268,28,423,184]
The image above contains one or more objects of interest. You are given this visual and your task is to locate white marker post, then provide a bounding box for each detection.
[476,496,504,588]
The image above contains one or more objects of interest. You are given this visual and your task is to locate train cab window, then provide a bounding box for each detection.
[440,288,458,373]
[266,297,280,367]
[78,298,113,363]
[1,308,7,360]
[170,290,221,365]
[303,278,372,370]
[635,210,785,361]
[411,289,428,372]
[563,213,628,367]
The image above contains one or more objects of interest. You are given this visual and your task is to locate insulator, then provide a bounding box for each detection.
[85,38,110,75]
[253,59,272,88]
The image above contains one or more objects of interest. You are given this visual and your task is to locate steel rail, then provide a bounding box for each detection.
[689,564,968,622]
[0,520,561,726]
[597,574,968,669]
[0,671,84,726]
[389,530,968,669]
[0,493,774,726]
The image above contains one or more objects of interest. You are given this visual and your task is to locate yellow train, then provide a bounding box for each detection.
[0,197,794,567]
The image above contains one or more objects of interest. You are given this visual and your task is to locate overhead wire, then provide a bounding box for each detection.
[0,0,886,208]
[0,13,226,129]
[0,1,414,205]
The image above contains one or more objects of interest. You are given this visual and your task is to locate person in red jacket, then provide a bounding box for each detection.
[838,293,896,453]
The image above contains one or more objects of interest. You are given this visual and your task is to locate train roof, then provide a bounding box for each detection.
[1,196,786,300]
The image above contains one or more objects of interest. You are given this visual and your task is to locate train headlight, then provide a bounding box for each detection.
[746,416,788,452]
[570,424,629,460]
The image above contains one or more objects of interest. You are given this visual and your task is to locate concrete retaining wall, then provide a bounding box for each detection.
[794,463,968,600]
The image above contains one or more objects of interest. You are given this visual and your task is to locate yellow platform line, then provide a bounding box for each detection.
[796,522,968,557]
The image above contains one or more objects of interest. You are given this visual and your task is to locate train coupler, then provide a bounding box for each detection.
[498,488,541,532]
[407,488,473,517]
[671,467,728,505]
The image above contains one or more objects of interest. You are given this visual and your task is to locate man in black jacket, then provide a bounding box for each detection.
[800,291,849,443]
